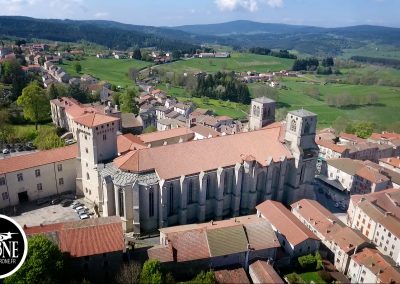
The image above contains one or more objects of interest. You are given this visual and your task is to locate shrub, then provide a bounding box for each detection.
[286,273,306,284]
[298,254,317,271]
[140,260,163,284]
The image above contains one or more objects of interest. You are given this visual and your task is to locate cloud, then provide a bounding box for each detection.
[94,12,109,18]
[0,0,87,16]
[215,0,283,12]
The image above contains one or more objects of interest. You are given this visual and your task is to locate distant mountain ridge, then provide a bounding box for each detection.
[0,17,399,56]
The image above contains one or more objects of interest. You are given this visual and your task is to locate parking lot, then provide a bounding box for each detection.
[12,197,96,227]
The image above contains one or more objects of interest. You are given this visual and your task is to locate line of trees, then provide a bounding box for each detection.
[292,58,319,71]
[351,56,400,69]
[192,72,251,104]
[249,47,297,59]
[326,92,379,108]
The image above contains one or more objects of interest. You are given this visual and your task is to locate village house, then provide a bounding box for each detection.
[291,199,371,274]
[249,260,285,284]
[321,158,399,195]
[24,216,125,284]
[347,248,400,284]
[0,145,78,209]
[347,188,400,265]
[256,200,320,259]
[214,266,251,284]
[148,215,280,271]
[380,157,400,173]
[50,97,121,139]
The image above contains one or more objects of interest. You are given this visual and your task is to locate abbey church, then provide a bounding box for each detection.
[75,97,319,234]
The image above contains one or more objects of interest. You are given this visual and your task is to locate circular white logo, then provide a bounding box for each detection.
[0,215,28,279]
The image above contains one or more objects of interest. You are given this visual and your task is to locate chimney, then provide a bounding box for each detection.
[108,101,112,107]
[385,212,392,217]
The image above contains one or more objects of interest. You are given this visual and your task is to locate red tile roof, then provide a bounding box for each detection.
[340,133,366,143]
[138,127,194,145]
[74,113,120,128]
[249,260,284,284]
[380,157,400,169]
[352,248,400,284]
[316,139,348,154]
[0,145,77,175]
[215,266,250,284]
[24,217,124,258]
[256,200,319,246]
[115,126,292,180]
[117,134,146,154]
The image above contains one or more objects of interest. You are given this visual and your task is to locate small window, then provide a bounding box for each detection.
[86,173,90,180]
[85,148,89,154]
[35,169,41,177]
[57,164,63,172]
[2,192,9,200]
[103,134,107,141]
[37,183,43,191]
[85,135,87,140]
[17,173,23,182]
[0,177,5,186]
[59,178,64,185]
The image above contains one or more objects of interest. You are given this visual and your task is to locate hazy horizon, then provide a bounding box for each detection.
[0,0,399,28]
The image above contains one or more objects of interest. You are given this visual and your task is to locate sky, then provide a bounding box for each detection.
[1,0,399,28]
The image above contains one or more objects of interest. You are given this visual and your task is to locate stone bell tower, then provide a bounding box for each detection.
[284,109,319,202]
[248,97,276,131]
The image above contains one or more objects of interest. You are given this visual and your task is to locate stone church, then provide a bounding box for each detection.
[75,98,319,234]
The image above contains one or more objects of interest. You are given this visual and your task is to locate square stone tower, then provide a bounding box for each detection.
[248,97,276,131]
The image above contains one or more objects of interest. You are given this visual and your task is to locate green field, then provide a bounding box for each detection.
[60,56,153,87]
[156,84,248,119]
[342,43,400,60]
[155,52,294,74]
[250,77,400,128]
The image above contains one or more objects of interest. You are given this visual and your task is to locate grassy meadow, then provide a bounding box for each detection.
[155,53,294,74]
[60,56,153,87]
[250,77,400,128]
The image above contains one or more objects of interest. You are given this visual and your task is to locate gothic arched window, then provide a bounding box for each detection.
[290,119,297,132]
[118,188,124,217]
[149,188,154,217]
[188,180,193,204]
[169,183,174,215]
[304,122,310,134]
[206,176,211,200]
[253,105,257,116]
[223,172,229,195]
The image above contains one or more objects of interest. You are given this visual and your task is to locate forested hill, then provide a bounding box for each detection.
[0,16,200,52]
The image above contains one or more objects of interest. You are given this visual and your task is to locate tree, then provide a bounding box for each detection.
[298,254,317,271]
[0,59,27,99]
[17,82,50,130]
[47,83,59,99]
[354,122,374,139]
[140,260,163,284]
[120,88,139,114]
[332,116,350,134]
[187,271,216,284]
[304,86,320,100]
[4,235,65,284]
[73,61,82,74]
[34,127,65,150]
[132,48,142,60]
[67,83,90,103]
[128,68,140,82]
[115,262,142,284]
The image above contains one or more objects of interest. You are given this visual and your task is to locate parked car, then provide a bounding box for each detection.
[2,149,10,154]
[60,199,73,207]
[51,198,62,205]
[75,205,87,213]
[72,203,83,210]
[79,213,90,220]
[36,197,51,206]
[65,139,75,145]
